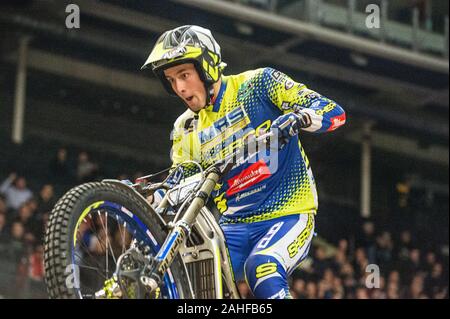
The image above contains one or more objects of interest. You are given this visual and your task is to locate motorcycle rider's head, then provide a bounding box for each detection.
[142,25,227,112]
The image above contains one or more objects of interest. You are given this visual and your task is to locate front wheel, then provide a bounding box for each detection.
[44,182,192,299]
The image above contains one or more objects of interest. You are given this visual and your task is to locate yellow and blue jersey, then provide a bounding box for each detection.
[170,67,346,225]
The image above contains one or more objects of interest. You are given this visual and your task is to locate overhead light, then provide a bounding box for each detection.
[235,22,254,36]
[350,52,369,67]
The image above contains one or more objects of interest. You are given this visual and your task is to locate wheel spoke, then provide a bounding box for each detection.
[97,210,118,267]
[71,208,164,299]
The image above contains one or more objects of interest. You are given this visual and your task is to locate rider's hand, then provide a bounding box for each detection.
[120,179,134,186]
[271,111,311,148]
[148,189,165,209]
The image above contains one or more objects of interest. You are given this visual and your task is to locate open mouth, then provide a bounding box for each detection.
[186,96,194,102]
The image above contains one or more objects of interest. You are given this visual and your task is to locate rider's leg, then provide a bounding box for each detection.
[221,223,253,284]
[244,213,315,299]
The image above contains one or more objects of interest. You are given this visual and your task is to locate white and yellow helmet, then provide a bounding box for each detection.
[142,25,227,98]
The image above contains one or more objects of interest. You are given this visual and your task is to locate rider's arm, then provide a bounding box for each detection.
[170,117,202,179]
[261,67,346,133]
[149,121,197,208]
[170,122,186,169]
[147,125,184,207]
[0,174,15,194]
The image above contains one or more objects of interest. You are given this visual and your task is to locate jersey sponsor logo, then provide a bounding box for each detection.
[306,92,322,100]
[269,70,297,91]
[198,106,249,145]
[257,221,283,249]
[214,192,228,214]
[227,160,271,196]
[235,185,266,202]
[298,88,322,100]
[269,70,285,83]
[183,116,197,133]
[255,262,278,279]
[316,102,337,116]
[328,113,346,131]
[285,80,294,90]
[311,100,321,109]
[237,80,254,100]
[203,59,219,80]
[281,101,301,111]
[287,215,314,258]
[162,42,188,60]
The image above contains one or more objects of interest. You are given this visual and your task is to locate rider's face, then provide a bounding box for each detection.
[164,63,206,112]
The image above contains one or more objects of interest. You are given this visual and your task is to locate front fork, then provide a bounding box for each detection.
[139,168,221,292]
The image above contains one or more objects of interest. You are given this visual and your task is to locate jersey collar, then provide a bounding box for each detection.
[207,78,227,113]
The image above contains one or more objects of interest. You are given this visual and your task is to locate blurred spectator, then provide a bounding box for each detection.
[331,249,347,273]
[370,277,387,299]
[77,151,99,183]
[311,246,331,278]
[353,247,369,279]
[386,280,400,299]
[406,274,426,299]
[0,213,8,243]
[423,251,437,274]
[292,230,448,299]
[36,184,56,216]
[388,270,401,286]
[337,238,349,252]
[330,238,349,268]
[356,219,377,263]
[433,287,449,299]
[49,147,73,184]
[27,198,38,215]
[0,196,7,215]
[407,249,423,277]
[305,281,318,299]
[5,222,27,263]
[396,230,413,261]
[28,245,44,282]
[332,276,345,299]
[291,277,307,299]
[375,231,394,271]
[424,262,446,297]
[317,268,335,298]
[355,286,369,299]
[14,203,37,245]
[0,173,33,211]
[340,261,356,293]
[26,244,47,298]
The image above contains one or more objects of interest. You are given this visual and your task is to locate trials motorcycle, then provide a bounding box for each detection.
[44,132,278,299]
